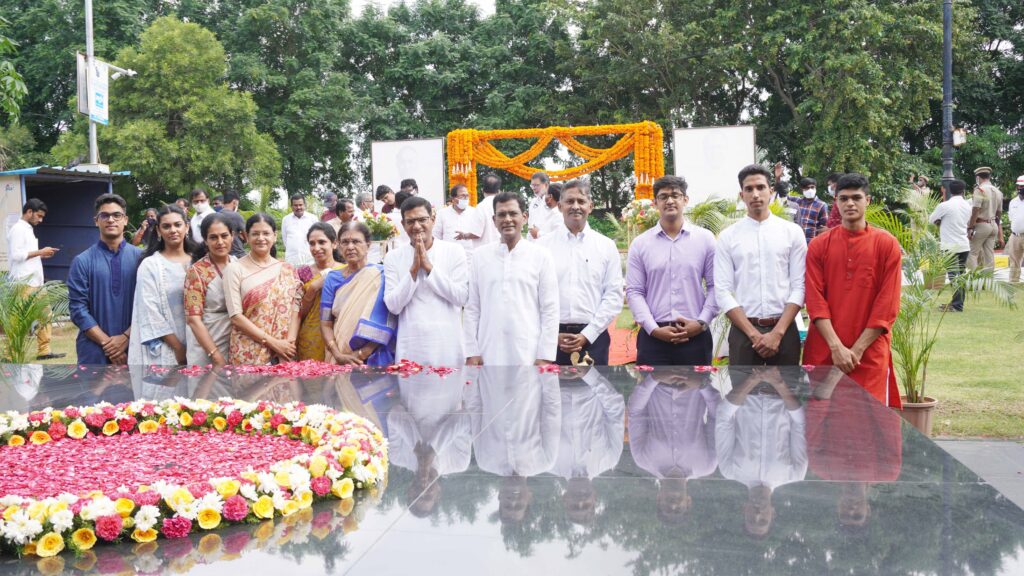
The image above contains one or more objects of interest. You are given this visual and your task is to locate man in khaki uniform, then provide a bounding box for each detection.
[967,167,1004,271]
[1006,175,1024,282]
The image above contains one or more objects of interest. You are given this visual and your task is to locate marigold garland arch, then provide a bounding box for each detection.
[446,121,665,204]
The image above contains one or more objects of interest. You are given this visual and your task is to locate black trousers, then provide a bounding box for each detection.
[727,322,801,366]
[636,329,713,366]
[554,325,611,366]
[948,250,969,311]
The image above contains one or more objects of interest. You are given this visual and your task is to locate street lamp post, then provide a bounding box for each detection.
[940,0,954,199]
[85,0,98,166]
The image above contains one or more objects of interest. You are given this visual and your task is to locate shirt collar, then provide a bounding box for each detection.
[655,220,689,239]
[97,239,127,255]
[564,223,590,240]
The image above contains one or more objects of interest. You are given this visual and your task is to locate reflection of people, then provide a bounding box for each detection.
[320,222,396,366]
[806,367,902,528]
[716,367,808,536]
[383,197,469,366]
[128,205,196,366]
[464,192,559,366]
[388,374,472,517]
[223,214,302,365]
[553,368,625,524]
[68,193,144,365]
[628,368,720,524]
[467,367,561,524]
[803,173,902,408]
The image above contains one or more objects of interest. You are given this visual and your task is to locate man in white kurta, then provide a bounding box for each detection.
[433,184,483,256]
[464,192,559,366]
[473,173,502,245]
[384,196,470,367]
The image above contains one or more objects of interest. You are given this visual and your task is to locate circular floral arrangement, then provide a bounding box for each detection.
[0,397,388,557]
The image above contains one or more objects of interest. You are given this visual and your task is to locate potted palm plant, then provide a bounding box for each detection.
[0,274,69,363]
[866,204,1016,435]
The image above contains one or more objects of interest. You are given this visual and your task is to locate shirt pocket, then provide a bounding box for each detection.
[858,265,876,289]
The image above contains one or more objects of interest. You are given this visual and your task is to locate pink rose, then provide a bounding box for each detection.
[222,495,249,521]
[28,412,45,423]
[161,516,192,539]
[131,490,162,507]
[95,514,124,541]
[84,413,107,428]
[192,411,207,426]
[269,414,286,429]
[311,476,331,497]
[140,404,155,416]
[118,416,137,432]
[226,411,243,428]
[102,406,116,419]
[48,420,67,439]
[63,407,80,419]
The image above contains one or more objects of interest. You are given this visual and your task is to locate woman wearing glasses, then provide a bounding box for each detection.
[127,204,198,366]
[67,193,145,364]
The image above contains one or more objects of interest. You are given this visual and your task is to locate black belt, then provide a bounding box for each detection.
[748,316,781,327]
[656,321,677,328]
[559,323,588,332]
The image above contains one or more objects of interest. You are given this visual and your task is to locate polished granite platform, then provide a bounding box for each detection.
[1,364,1022,575]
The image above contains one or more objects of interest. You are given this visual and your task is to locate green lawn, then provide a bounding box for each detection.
[28,293,1024,438]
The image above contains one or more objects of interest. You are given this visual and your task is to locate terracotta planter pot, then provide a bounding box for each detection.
[898,396,938,436]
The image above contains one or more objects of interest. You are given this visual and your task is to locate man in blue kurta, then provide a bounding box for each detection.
[67,193,144,364]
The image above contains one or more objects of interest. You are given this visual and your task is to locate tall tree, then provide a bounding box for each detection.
[50,16,281,205]
[0,15,27,122]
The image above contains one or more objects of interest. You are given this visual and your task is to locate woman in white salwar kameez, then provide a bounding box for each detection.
[128,204,196,366]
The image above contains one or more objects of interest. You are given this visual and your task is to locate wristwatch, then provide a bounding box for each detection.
[697,320,708,332]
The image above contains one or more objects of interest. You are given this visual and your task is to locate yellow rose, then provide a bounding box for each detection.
[262,409,272,419]
[46,501,68,517]
[332,478,354,500]
[179,412,193,427]
[101,421,119,436]
[216,479,240,499]
[35,532,65,558]
[29,431,52,445]
[115,498,135,518]
[213,417,227,432]
[309,429,322,445]
[296,490,313,509]
[71,528,97,551]
[308,455,328,478]
[67,420,88,439]
[138,420,158,434]
[197,508,221,530]
[337,498,355,516]
[165,487,194,510]
[7,434,25,446]
[3,506,19,521]
[131,528,157,543]
[337,446,357,468]
[274,470,291,489]
[23,541,36,556]
[276,423,291,436]
[253,495,275,519]
[281,500,300,517]
[27,501,47,521]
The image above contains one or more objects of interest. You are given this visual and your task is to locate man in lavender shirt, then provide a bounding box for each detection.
[626,175,718,365]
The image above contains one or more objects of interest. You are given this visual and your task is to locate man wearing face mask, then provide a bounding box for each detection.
[825,173,843,229]
[792,177,829,244]
[433,184,483,256]
[189,188,215,244]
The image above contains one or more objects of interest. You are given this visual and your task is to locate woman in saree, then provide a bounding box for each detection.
[223,213,302,365]
[295,222,345,361]
[320,221,396,366]
[184,213,238,366]
[128,204,197,365]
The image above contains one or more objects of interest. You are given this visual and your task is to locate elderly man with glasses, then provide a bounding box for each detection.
[67,193,144,364]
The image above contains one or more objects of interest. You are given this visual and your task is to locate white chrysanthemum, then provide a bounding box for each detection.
[175,500,199,521]
[239,484,259,501]
[0,495,25,508]
[48,509,74,533]
[2,510,43,545]
[79,497,116,521]
[248,413,265,430]
[288,467,311,492]
[56,493,78,505]
[9,415,28,431]
[256,472,278,494]
[197,492,224,513]
[271,492,288,511]
[134,505,160,532]
[326,466,342,481]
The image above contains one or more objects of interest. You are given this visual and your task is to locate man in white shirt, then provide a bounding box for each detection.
[473,173,502,244]
[465,191,559,365]
[1006,175,1024,283]
[188,188,215,244]
[6,199,62,359]
[353,192,374,222]
[929,178,973,310]
[383,196,470,366]
[527,171,550,239]
[281,194,317,266]
[433,184,483,256]
[533,183,566,240]
[714,164,807,365]
[538,179,623,365]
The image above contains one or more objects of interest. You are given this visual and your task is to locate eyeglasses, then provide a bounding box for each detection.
[96,212,126,222]
[404,216,431,227]
[655,192,685,202]
[495,211,522,220]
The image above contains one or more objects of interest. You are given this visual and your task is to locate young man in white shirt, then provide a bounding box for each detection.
[6,198,63,359]
[188,188,215,244]
[433,184,483,256]
[538,180,623,365]
[527,171,550,239]
[281,194,317,266]
[1006,175,1024,283]
[714,164,807,365]
[465,191,559,366]
[473,173,502,244]
[929,178,973,310]
[383,196,470,367]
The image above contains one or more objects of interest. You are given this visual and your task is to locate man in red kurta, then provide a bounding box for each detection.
[804,173,902,408]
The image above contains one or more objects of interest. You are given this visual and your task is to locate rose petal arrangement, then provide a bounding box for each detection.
[0,397,388,557]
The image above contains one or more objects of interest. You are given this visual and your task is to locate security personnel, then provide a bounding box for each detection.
[967,167,1003,271]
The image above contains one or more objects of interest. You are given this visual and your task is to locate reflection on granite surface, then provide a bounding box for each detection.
[1,364,1023,575]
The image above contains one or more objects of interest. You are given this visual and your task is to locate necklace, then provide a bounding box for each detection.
[247,254,277,269]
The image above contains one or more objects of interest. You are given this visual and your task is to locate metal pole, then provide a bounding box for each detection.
[940,0,954,199]
[85,0,98,165]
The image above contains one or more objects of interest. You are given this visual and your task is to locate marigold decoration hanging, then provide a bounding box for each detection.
[446,121,665,204]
